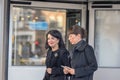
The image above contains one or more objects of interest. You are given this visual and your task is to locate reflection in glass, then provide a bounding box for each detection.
[66,10,81,54]
[12,6,66,66]
[95,10,120,67]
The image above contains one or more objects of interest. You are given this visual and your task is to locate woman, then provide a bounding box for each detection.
[43,30,70,80]
[64,25,98,80]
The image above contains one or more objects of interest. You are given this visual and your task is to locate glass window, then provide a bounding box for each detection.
[95,10,120,67]
[66,10,81,51]
[12,6,66,66]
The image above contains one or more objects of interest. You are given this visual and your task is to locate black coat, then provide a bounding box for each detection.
[43,48,70,80]
[70,40,98,80]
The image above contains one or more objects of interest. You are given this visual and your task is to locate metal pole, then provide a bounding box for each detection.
[0,0,9,80]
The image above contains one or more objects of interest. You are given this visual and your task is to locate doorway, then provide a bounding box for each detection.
[89,3,120,80]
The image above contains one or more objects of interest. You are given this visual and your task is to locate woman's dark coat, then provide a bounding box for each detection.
[70,40,98,80]
[43,48,70,80]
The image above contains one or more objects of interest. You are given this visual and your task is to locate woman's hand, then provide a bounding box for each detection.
[63,66,75,75]
[67,68,75,75]
[63,66,69,74]
[47,68,52,74]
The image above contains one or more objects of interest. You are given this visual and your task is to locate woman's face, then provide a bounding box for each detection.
[68,34,80,45]
[47,34,59,48]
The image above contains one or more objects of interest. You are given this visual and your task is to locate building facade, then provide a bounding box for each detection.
[1,0,120,80]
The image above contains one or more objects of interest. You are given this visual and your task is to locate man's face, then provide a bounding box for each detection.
[68,34,79,45]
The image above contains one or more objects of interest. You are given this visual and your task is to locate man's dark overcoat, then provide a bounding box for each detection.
[70,40,98,80]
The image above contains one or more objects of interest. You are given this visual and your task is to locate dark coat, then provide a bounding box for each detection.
[43,48,70,80]
[70,40,98,80]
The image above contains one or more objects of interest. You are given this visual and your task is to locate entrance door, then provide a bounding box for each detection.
[8,1,86,80]
[89,3,120,80]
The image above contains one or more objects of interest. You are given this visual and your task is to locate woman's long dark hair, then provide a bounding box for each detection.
[45,30,65,50]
